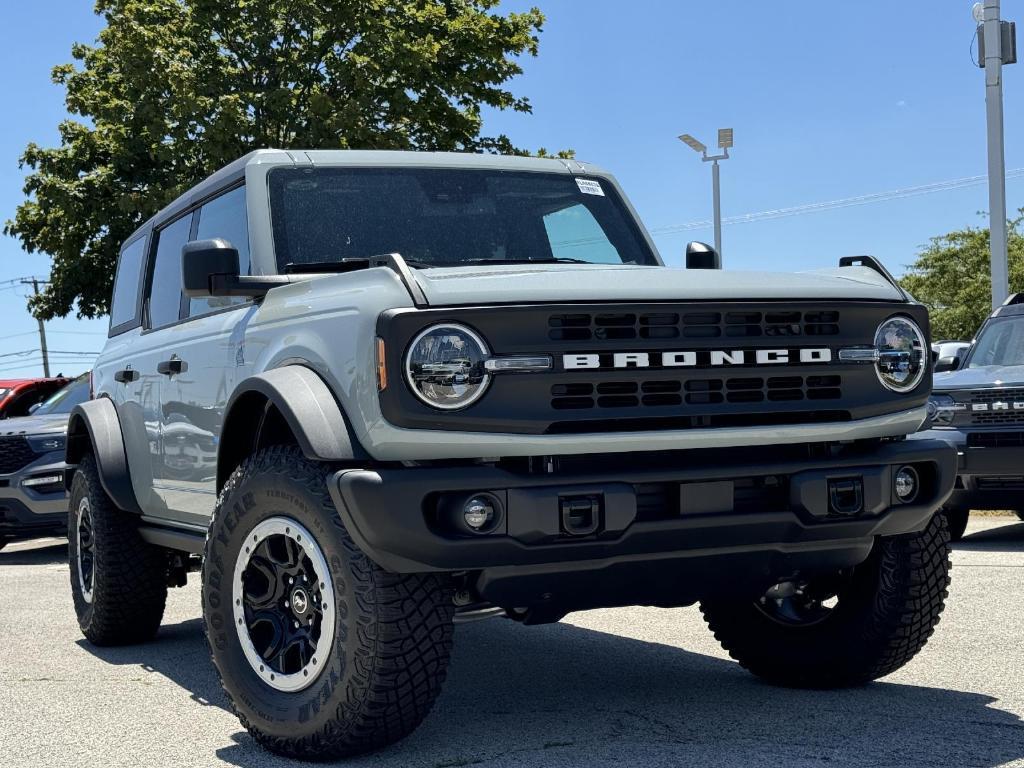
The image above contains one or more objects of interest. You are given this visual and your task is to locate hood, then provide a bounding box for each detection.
[934,364,1024,391]
[0,412,69,437]
[410,263,905,306]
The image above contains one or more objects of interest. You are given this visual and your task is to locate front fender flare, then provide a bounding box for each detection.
[219,366,366,489]
[66,398,141,514]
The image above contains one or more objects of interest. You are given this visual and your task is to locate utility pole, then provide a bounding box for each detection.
[976,0,1016,308]
[20,278,50,377]
[679,129,734,259]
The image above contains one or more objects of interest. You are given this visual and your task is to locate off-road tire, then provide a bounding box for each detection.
[700,513,951,688]
[943,507,970,542]
[69,454,168,645]
[202,446,456,760]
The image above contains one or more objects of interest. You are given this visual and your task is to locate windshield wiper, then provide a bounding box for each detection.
[283,256,436,273]
[449,257,597,266]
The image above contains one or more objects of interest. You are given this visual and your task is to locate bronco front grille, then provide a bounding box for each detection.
[548,310,841,342]
[969,388,1024,425]
[551,375,843,410]
[378,301,930,435]
[0,437,37,474]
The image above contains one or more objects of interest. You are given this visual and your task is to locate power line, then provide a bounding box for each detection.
[651,167,1024,235]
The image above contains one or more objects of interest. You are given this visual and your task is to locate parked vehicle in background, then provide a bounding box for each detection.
[932,340,972,372]
[0,376,69,419]
[0,373,90,550]
[67,150,956,760]
[916,294,1024,540]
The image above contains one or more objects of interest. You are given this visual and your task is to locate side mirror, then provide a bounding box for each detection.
[182,239,240,298]
[27,402,41,415]
[934,355,960,373]
[182,239,288,299]
[685,241,721,270]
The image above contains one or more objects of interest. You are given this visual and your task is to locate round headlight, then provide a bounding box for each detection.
[874,317,927,392]
[405,324,490,410]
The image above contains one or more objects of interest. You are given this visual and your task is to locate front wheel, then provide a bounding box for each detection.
[701,513,951,688]
[202,446,456,760]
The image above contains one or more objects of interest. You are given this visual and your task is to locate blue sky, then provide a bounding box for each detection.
[0,1,1021,378]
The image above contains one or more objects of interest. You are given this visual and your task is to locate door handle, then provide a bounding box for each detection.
[156,357,188,376]
[114,367,139,383]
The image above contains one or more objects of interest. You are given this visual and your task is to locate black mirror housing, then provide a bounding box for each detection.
[934,355,960,373]
[182,239,240,298]
[181,239,289,299]
[686,241,721,270]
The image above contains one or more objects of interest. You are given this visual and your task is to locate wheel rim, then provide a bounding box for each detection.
[76,497,95,604]
[232,517,335,693]
[755,574,848,628]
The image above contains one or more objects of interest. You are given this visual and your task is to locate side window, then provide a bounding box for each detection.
[110,236,147,333]
[147,214,192,329]
[189,185,250,318]
[542,203,623,264]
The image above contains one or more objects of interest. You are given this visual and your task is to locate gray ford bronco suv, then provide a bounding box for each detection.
[67,149,957,759]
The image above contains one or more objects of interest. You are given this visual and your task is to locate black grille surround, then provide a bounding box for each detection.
[377,301,931,435]
[968,387,1024,425]
[0,436,38,474]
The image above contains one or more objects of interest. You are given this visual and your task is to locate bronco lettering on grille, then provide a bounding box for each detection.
[562,347,833,370]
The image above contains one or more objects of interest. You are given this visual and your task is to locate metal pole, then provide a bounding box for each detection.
[983,0,1009,308]
[711,159,722,258]
[21,278,50,377]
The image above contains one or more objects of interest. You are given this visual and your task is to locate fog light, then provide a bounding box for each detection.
[463,497,495,531]
[894,466,919,503]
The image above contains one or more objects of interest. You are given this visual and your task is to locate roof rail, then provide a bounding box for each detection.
[838,255,909,300]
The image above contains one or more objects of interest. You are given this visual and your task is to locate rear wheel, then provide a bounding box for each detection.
[701,513,951,688]
[943,507,970,542]
[202,446,456,760]
[69,454,168,645]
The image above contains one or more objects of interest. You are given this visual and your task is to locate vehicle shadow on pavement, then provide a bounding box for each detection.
[79,610,1024,768]
[0,540,66,566]
[954,520,1024,553]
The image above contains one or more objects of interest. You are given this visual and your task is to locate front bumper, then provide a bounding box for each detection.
[329,439,956,609]
[0,450,68,538]
[914,427,1024,510]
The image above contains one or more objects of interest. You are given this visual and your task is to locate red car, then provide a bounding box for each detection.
[0,378,70,420]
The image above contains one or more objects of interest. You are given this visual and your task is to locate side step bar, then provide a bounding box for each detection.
[138,524,205,554]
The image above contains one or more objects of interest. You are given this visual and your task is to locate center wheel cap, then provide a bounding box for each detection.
[291,588,310,616]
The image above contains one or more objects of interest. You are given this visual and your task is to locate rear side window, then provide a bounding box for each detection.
[147,214,192,329]
[109,236,147,334]
[189,185,250,318]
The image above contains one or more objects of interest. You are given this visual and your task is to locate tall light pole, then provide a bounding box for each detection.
[679,129,733,258]
[975,0,1016,308]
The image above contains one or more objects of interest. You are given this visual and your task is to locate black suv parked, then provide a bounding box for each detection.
[915,294,1024,539]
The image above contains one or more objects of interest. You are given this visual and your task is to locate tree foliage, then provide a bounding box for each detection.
[899,213,1024,340]
[5,0,552,319]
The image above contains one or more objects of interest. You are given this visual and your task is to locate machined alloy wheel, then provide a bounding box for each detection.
[232,517,335,693]
[76,497,95,604]
[203,446,457,760]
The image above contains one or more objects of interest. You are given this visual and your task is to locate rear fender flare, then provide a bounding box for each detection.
[66,398,141,514]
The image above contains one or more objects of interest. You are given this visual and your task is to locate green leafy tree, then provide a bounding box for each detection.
[6,0,556,319]
[900,213,1024,340]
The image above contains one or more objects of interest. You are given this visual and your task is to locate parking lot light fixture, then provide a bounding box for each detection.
[678,129,733,259]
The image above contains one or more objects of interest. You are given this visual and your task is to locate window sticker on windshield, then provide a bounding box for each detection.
[575,178,605,196]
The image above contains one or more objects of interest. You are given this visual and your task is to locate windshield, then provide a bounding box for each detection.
[34,374,90,415]
[268,167,658,270]
[968,316,1024,368]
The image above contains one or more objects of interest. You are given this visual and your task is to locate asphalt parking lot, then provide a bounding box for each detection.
[2,518,1023,768]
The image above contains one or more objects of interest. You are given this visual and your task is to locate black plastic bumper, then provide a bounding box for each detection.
[328,439,957,578]
[948,442,1024,511]
[0,497,66,538]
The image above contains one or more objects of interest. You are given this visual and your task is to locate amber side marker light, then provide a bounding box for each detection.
[376,337,388,390]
